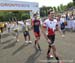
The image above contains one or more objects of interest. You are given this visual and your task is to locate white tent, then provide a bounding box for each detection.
[0,0,39,18]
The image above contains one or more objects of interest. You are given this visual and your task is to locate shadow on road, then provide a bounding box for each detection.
[46,57,52,63]
[1,33,10,38]
[25,50,41,63]
[2,40,17,49]
[1,38,13,44]
[12,43,29,55]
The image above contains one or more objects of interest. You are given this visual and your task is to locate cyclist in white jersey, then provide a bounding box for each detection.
[42,10,64,63]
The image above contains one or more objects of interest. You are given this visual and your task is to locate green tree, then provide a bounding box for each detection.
[67,2,73,9]
[40,6,53,17]
[21,12,30,20]
[57,6,61,12]
[73,0,75,6]
[53,7,57,12]
[60,4,64,12]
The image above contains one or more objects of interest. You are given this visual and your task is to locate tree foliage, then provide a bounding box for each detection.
[40,1,75,17]
[0,11,30,22]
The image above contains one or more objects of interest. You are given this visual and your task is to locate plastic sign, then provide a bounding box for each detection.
[0,1,39,11]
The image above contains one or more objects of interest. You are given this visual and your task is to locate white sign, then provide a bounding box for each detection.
[0,1,39,11]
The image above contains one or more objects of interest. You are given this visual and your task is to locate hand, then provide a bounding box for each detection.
[47,39,51,44]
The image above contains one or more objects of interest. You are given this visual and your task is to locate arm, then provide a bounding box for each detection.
[30,20,34,30]
[31,21,34,29]
[56,24,65,37]
[41,25,51,43]
[41,26,48,40]
[41,21,49,40]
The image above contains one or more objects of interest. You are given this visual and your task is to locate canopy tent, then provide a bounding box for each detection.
[0,1,39,19]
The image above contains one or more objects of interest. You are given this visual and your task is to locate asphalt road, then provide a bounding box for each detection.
[0,31,75,63]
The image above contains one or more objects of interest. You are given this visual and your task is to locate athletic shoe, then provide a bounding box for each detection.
[50,54,53,58]
[29,41,32,44]
[47,53,53,58]
[17,39,19,42]
[25,41,29,43]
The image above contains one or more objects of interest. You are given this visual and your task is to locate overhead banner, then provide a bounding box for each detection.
[0,1,39,11]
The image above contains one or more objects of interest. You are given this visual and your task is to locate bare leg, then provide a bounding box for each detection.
[28,34,30,41]
[52,45,60,63]
[47,45,51,56]
[24,36,27,41]
[34,37,41,51]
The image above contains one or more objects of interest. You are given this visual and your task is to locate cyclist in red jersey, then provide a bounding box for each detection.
[42,10,64,63]
[31,14,41,51]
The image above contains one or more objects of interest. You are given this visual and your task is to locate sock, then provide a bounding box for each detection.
[47,49,50,55]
